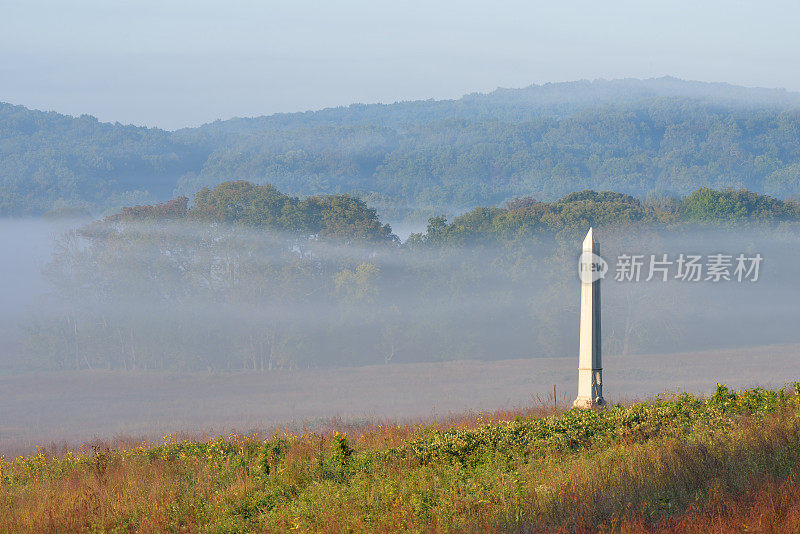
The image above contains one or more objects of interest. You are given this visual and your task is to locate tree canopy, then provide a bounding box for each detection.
[100,180,396,244]
[20,183,800,373]
[4,78,800,218]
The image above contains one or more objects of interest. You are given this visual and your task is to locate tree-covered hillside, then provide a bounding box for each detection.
[183,76,800,134]
[0,102,209,215]
[3,78,800,218]
[178,103,800,220]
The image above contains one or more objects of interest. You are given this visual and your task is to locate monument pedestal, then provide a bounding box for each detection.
[572,395,605,410]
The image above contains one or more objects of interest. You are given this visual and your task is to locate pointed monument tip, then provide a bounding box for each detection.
[583,227,595,247]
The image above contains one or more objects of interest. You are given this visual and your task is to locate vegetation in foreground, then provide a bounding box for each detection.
[3,384,800,532]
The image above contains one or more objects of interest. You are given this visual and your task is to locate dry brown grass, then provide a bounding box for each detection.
[2,388,800,532]
[612,474,800,533]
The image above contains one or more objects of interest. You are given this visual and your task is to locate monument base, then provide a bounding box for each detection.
[572,396,605,409]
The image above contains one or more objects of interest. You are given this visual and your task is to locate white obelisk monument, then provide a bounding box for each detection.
[573,228,605,409]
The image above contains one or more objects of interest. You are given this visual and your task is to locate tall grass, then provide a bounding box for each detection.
[2,384,800,532]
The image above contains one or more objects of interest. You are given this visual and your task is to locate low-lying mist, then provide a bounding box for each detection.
[1,216,799,453]
[3,217,799,371]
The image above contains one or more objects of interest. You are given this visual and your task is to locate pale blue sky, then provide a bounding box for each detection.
[2,0,799,129]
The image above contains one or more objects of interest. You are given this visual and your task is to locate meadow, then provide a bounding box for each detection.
[3,383,800,532]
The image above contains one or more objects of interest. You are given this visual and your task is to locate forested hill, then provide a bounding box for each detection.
[185,77,800,134]
[0,102,209,215]
[3,77,800,218]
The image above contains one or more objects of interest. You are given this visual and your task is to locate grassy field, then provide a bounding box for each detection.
[3,384,800,532]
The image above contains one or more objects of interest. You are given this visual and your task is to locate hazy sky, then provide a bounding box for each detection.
[2,0,799,130]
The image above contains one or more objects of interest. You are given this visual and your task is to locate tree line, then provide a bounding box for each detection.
[20,182,800,372]
[4,77,800,218]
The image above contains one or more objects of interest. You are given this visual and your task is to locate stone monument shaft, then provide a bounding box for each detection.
[574,228,605,409]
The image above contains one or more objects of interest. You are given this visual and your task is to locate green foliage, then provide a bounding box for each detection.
[409,186,800,245]
[6,79,800,216]
[192,181,289,228]
[681,187,800,224]
[22,182,800,372]
[4,385,800,531]
[334,263,380,303]
[109,180,398,242]
[331,432,354,468]
[0,102,208,215]
[397,395,714,467]
[260,439,288,477]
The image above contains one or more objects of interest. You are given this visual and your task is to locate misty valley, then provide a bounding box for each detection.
[4,64,800,528]
[4,178,800,532]
[1,181,799,457]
